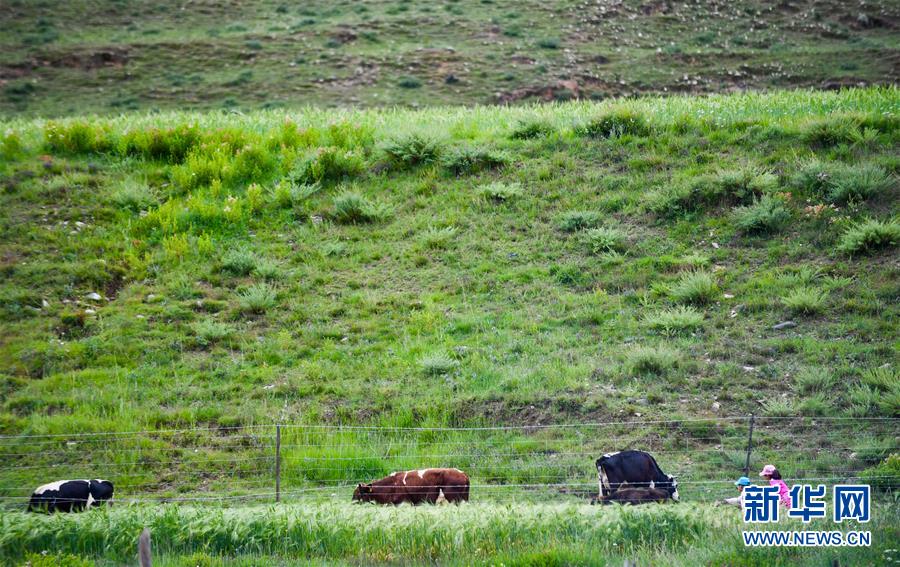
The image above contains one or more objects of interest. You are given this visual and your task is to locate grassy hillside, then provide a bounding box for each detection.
[2,0,899,116]
[0,88,898,510]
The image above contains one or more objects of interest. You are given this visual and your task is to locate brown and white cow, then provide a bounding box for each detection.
[352,468,470,505]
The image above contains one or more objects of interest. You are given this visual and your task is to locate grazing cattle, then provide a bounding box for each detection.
[28,479,114,513]
[592,487,672,505]
[353,468,469,505]
[596,450,678,501]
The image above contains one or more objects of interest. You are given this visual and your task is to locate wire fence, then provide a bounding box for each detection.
[0,416,897,508]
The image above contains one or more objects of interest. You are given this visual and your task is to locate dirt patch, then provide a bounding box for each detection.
[496,80,582,103]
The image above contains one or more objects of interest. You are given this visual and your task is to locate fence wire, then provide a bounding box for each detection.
[1,416,897,508]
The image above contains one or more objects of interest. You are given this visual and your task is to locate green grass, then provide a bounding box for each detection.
[1,502,897,566]
[0,87,898,514]
[2,0,898,117]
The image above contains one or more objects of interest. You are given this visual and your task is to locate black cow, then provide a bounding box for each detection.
[595,450,678,501]
[27,479,114,512]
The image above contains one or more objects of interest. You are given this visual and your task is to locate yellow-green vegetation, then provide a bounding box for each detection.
[1,503,898,566]
[2,0,900,116]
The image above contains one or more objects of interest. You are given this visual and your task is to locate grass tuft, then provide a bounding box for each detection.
[382,135,442,170]
[577,108,650,138]
[582,227,627,253]
[669,271,718,305]
[781,287,828,315]
[732,194,791,235]
[837,218,900,256]
[644,306,703,335]
[478,181,523,202]
[237,283,277,313]
[332,192,389,224]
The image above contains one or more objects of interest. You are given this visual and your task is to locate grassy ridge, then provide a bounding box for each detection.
[1,502,897,566]
[2,0,899,116]
[0,87,898,500]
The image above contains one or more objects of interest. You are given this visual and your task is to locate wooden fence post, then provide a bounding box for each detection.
[138,527,151,567]
[275,424,282,503]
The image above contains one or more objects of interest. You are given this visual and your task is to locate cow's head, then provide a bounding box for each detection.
[352,483,372,503]
[668,475,679,501]
[89,480,114,507]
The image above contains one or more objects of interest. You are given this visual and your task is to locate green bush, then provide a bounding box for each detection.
[860,454,900,490]
[577,109,650,138]
[510,120,554,140]
[558,211,603,232]
[238,283,277,313]
[293,147,365,184]
[191,320,234,347]
[397,76,422,89]
[111,179,157,212]
[582,227,627,253]
[44,121,113,154]
[625,346,680,376]
[826,163,891,204]
[478,181,522,202]
[382,135,442,169]
[419,353,459,375]
[644,306,704,335]
[219,248,258,276]
[442,146,509,176]
[18,552,93,567]
[781,287,828,315]
[669,271,718,305]
[732,195,791,235]
[801,115,861,147]
[332,192,389,224]
[119,124,201,162]
[837,218,900,256]
[419,226,458,249]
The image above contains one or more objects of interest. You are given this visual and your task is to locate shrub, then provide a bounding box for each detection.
[419,226,458,250]
[794,368,837,393]
[825,163,891,204]
[781,287,828,315]
[119,124,201,162]
[229,144,278,184]
[790,158,833,194]
[442,146,509,176]
[20,552,93,567]
[254,258,282,280]
[397,76,422,89]
[382,135,442,169]
[419,353,458,375]
[44,121,112,154]
[582,227,627,253]
[238,283,277,313]
[478,181,522,202]
[801,115,861,148]
[796,393,833,416]
[111,179,156,212]
[860,454,900,490]
[220,248,258,276]
[191,320,234,347]
[644,306,704,335]
[577,109,650,138]
[669,271,718,305]
[537,38,560,49]
[625,346,680,376]
[715,166,778,203]
[732,195,792,235]
[860,366,898,392]
[293,147,365,184]
[332,192,389,224]
[558,211,603,232]
[837,218,900,256]
[510,120,554,140]
[551,264,589,287]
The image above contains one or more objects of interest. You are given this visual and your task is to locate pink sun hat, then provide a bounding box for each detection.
[759,464,776,477]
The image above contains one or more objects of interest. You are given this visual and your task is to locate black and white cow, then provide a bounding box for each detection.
[596,450,678,501]
[27,479,114,512]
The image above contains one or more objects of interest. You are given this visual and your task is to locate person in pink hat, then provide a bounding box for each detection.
[759,464,791,508]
